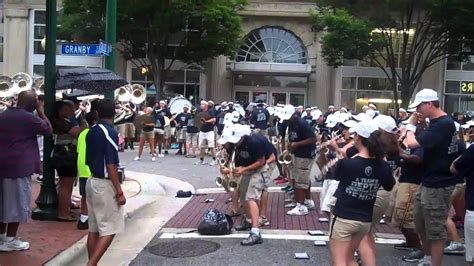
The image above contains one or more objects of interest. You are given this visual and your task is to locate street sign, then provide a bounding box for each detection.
[60,41,112,56]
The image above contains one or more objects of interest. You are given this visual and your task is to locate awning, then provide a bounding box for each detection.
[229,62,312,75]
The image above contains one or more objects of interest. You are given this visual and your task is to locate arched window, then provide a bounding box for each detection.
[236,27,308,64]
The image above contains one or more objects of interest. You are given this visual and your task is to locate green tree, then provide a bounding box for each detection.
[60,0,247,101]
[311,0,474,110]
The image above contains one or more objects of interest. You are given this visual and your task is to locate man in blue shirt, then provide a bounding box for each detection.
[85,99,125,265]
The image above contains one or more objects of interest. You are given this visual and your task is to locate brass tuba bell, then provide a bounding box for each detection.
[11,72,33,95]
[0,76,12,98]
[114,85,132,102]
[130,84,146,104]
[33,78,45,95]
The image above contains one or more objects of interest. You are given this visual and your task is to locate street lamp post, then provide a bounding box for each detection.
[104,0,117,100]
[31,0,58,220]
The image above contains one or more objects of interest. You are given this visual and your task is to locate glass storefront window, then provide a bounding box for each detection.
[164,84,184,98]
[252,92,268,103]
[341,91,356,111]
[290,93,305,106]
[342,77,356,90]
[445,80,460,94]
[463,56,474,71]
[271,92,286,106]
[357,77,391,91]
[446,56,461,70]
[185,85,199,104]
[460,95,474,112]
[235,91,249,104]
[186,71,200,83]
[234,74,271,87]
[444,95,459,114]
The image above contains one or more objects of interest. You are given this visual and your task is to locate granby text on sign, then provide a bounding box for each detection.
[60,41,111,56]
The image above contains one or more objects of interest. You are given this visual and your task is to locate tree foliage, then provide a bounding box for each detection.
[60,0,247,101]
[311,0,474,110]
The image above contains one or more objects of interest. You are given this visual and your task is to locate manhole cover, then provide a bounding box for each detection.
[148,240,220,258]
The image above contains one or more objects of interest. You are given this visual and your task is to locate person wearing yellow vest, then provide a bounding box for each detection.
[77,113,96,230]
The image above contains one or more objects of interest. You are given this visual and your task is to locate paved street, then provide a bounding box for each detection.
[120,148,220,189]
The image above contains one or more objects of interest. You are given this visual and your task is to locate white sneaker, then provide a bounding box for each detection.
[158,154,164,158]
[287,204,309,216]
[304,199,315,210]
[151,156,156,162]
[195,160,206,165]
[133,156,140,161]
[284,202,296,208]
[0,238,30,251]
[209,161,216,166]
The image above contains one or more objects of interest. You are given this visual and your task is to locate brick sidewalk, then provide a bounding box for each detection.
[0,183,86,266]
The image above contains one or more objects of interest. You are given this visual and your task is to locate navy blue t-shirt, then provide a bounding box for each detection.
[288,117,316,159]
[252,133,277,159]
[333,157,395,222]
[454,145,474,211]
[199,110,215,133]
[175,112,190,129]
[386,153,401,174]
[85,120,119,178]
[153,113,165,129]
[216,111,227,135]
[416,115,458,188]
[234,135,265,167]
[251,108,270,130]
[303,115,315,128]
[186,114,199,134]
[399,147,424,185]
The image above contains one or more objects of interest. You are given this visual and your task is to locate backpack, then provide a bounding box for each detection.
[197,208,233,235]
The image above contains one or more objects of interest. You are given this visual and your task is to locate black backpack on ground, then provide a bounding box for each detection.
[197,208,233,235]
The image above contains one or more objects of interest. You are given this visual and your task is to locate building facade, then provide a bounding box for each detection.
[2,0,474,114]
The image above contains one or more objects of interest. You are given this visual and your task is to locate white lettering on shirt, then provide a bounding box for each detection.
[345,177,380,201]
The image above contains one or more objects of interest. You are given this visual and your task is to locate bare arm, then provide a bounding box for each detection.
[106,164,126,205]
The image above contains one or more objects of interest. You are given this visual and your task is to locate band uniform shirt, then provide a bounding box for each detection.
[415,115,458,188]
[216,111,226,135]
[399,147,424,185]
[153,112,165,130]
[454,145,474,211]
[233,135,266,167]
[186,113,199,134]
[303,115,315,128]
[333,157,395,222]
[386,153,402,174]
[77,128,91,178]
[199,110,215,133]
[142,114,154,132]
[252,133,277,159]
[251,108,270,130]
[288,116,317,159]
[155,108,172,119]
[85,120,119,178]
[0,107,52,179]
[175,112,191,129]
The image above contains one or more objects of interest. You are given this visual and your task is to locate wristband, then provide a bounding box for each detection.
[405,124,417,133]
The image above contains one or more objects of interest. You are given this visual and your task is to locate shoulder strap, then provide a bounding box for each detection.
[97,124,118,151]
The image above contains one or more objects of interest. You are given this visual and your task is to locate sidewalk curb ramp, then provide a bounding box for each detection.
[45,171,195,266]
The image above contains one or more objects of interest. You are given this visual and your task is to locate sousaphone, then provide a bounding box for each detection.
[194,111,212,131]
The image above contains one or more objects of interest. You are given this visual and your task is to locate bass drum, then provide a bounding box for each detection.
[169,96,192,115]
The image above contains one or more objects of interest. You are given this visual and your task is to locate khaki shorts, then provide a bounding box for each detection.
[86,178,125,236]
[252,128,269,141]
[371,189,390,229]
[290,157,314,189]
[465,210,474,262]
[384,180,400,222]
[186,132,198,146]
[116,123,136,139]
[199,131,215,148]
[391,183,419,229]
[177,128,186,142]
[154,128,165,135]
[262,162,275,190]
[164,125,171,139]
[329,216,371,241]
[239,167,267,203]
[141,130,154,140]
[414,185,454,241]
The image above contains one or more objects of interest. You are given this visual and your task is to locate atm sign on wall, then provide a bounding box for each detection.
[461,82,474,94]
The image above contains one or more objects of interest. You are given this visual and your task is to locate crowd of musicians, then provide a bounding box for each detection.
[2,83,474,265]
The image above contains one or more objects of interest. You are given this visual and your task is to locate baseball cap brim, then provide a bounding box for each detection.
[408,101,421,109]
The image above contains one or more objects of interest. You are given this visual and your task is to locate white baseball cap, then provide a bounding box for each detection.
[223,113,234,125]
[462,120,474,129]
[366,109,376,119]
[399,108,407,113]
[408,88,439,109]
[373,115,398,134]
[218,124,250,145]
[341,119,358,129]
[325,114,339,128]
[312,109,323,120]
[328,105,335,109]
[159,100,166,104]
[231,111,240,122]
[200,100,209,105]
[353,112,371,122]
[279,104,296,121]
[349,120,379,138]
[368,103,377,110]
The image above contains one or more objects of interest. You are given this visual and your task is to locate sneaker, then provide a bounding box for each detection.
[195,160,206,165]
[152,156,156,162]
[394,242,416,251]
[164,150,169,155]
[287,204,309,216]
[285,187,294,194]
[259,217,270,226]
[284,196,294,203]
[0,238,30,251]
[133,156,140,161]
[158,153,165,158]
[275,178,288,185]
[77,219,89,230]
[280,185,292,191]
[402,249,424,263]
[284,202,296,208]
[241,232,263,246]
[304,199,315,210]
[444,241,465,254]
[209,161,216,166]
[235,219,252,231]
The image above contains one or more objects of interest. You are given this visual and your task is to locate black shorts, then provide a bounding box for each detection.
[79,178,88,196]
[56,165,78,178]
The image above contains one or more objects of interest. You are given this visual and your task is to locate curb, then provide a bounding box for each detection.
[45,171,195,266]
